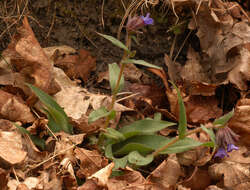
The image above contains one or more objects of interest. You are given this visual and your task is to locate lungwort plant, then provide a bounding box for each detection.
[88,13,239,168]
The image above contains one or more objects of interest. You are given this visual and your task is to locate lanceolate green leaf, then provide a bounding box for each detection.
[128,151,154,166]
[201,125,216,144]
[122,59,161,69]
[170,81,187,139]
[88,106,109,123]
[97,32,129,52]
[27,84,73,134]
[112,135,171,155]
[159,137,203,154]
[109,63,124,94]
[119,118,176,139]
[213,109,234,126]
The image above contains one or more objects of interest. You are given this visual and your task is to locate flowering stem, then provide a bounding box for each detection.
[103,33,131,129]
[152,124,216,157]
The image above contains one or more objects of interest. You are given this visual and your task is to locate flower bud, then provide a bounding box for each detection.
[126,13,154,32]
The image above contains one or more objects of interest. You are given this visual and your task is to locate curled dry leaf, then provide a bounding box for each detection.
[0,130,27,166]
[88,163,114,187]
[0,89,35,123]
[146,155,181,189]
[2,17,60,98]
[107,167,146,190]
[228,98,250,146]
[74,147,108,178]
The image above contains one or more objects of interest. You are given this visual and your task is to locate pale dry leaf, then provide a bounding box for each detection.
[227,46,250,90]
[88,162,114,187]
[0,131,27,165]
[107,167,146,190]
[146,155,181,189]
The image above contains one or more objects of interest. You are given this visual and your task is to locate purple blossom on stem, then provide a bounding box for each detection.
[214,148,229,158]
[140,13,154,25]
[214,126,239,159]
[227,144,239,152]
[126,13,154,32]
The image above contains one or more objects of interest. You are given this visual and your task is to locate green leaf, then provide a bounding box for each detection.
[128,151,154,166]
[170,81,187,139]
[97,32,129,52]
[27,84,73,134]
[88,107,109,123]
[113,135,171,156]
[119,118,176,139]
[109,63,124,94]
[113,156,128,169]
[213,109,234,126]
[160,137,203,154]
[154,112,162,121]
[104,128,125,141]
[122,59,161,69]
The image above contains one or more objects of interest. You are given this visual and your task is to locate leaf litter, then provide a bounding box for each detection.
[0,0,249,189]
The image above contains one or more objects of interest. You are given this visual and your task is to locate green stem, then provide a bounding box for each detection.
[152,124,216,156]
[103,33,131,129]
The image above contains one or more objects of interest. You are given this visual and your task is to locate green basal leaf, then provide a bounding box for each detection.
[108,110,116,120]
[113,156,128,169]
[170,81,187,139]
[88,106,109,123]
[128,151,154,166]
[213,109,234,127]
[104,128,125,141]
[119,118,176,139]
[44,109,62,133]
[97,32,129,52]
[14,123,45,150]
[27,84,73,134]
[112,135,171,156]
[160,137,203,154]
[109,63,124,94]
[105,144,113,160]
[122,59,161,69]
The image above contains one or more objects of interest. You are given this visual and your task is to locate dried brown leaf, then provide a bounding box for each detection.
[185,95,222,123]
[2,17,60,98]
[182,167,211,190]
[228,98,250,146]
[75,147,108,178]
[53,49,96,83]
[0,89,35,123]
[107,167,146,190]
[146,155,181,189]
[0,131,27,166]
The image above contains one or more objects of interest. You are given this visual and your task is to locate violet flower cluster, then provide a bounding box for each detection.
[126,13,154,32]
[214,126,239,158]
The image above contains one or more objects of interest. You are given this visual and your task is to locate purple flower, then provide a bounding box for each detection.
[227,144,239,152]
[214,148,229,158]
[140,13,154,25]
[214,126,239,159]
[126,13,154,32]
